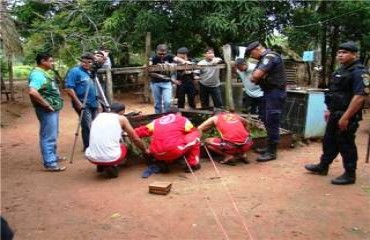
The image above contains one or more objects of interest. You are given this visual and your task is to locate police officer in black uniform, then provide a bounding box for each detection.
[246,41,287,162]
[305,41,370,185]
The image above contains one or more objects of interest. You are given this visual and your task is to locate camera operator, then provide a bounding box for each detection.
[65,52,99,151]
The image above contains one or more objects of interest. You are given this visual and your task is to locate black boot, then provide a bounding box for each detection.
[331,172,356,185]
[257,143,277,162]
[254,146,268,154]
[304,163,329,175]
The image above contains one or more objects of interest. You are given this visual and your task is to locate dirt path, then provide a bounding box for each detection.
[1,91,370,240]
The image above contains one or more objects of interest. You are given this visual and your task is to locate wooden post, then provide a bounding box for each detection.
[8,56,15,101]
[222,44,234,109]
[143,32,151,103]
[105,68,113,103]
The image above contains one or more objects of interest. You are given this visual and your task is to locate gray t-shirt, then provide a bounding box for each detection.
[197,59,221,87]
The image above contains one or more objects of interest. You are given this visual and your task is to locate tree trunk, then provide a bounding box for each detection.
[319,24,327,88]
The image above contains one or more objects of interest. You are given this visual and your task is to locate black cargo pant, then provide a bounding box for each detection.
[320,112,360,173]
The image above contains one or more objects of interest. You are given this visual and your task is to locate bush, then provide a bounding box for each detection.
[13,66,33,79]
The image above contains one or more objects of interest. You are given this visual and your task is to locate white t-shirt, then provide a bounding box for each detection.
[85,113,122,163]
[237,62,263,98]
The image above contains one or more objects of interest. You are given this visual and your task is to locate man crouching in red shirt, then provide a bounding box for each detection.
[135,107,201,173]
[198,109,254,165]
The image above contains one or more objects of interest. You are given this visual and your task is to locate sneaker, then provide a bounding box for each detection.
[44,165,66,172]
[57,156,67,162]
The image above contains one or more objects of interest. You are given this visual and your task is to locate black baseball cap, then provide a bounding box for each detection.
[338,42,358,52]
[235,58,246,65]
[245,41,260,55]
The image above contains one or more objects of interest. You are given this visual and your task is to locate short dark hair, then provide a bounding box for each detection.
[110,102,126,113]
[80,52,95,61]
[204,47,214,53]
[156,44,168,52]
[36,52,52,65]
[167,106,180,114]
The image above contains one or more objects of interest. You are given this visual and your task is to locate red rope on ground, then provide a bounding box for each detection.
[183,156,230,240]
[204,145,255,240]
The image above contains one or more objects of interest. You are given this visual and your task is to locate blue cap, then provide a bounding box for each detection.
[338,42,358,52]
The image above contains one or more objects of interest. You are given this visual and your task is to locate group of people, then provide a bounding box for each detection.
[149,44,224,114]
[28,41,368,185]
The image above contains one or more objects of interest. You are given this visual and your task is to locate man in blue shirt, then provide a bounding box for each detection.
[235,58,263,116]
[65,53,98,150]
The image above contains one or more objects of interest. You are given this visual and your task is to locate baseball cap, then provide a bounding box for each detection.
[235,58,246,65]
[338,42,358,52]
[177,47,189,54]
[245,41,260,55]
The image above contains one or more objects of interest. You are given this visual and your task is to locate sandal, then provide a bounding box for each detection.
[220,158,237,166]
[57,156,67,162]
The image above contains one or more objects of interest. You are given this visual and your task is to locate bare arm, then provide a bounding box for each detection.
[240,116,249,130]
[197,116,217,133]
[64,88,82,110]
[29,88,54,112]
[119,116,148,154]
[251,69,267,83]
[338,95,366,130]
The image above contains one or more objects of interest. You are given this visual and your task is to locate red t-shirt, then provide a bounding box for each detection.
[215,113,249,144]
[135,114,195,153]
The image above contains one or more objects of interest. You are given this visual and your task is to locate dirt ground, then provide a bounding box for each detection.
[1,86,370,240]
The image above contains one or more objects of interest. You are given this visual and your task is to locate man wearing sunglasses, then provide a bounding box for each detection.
[149,44,189,113]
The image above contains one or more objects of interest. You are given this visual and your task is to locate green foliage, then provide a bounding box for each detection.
[13,65,33,79]
[10,0,370,69]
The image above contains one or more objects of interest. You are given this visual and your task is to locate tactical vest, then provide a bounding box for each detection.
[325,61,364,112]
[258,51,287,90]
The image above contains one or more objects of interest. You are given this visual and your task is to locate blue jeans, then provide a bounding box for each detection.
[73,105,97,150]
[150,81,172,113]
[35,107,60,168]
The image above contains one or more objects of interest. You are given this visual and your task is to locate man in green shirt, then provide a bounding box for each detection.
[28,52,65,171]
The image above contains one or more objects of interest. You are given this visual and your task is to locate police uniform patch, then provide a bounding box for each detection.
[262,58,270,65]
[362,73,370,86]
[364,87,370,94]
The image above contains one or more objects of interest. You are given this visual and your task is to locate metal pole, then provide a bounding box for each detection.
[69,81,91,164]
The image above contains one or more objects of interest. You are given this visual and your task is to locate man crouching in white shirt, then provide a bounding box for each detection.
[85,103,148,178]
